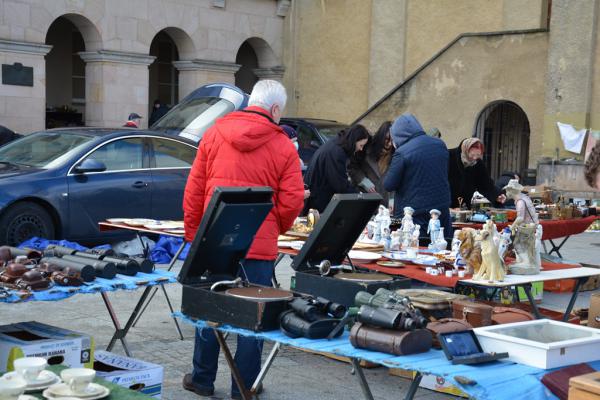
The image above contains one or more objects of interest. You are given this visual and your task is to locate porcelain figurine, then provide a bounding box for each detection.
[504,179,539,226]
[401,207,415,250]
[510,221,540,275]
[497,227,512,264]
[427,209,441,246]
[534,224,543,271]
[380,208,391,242]
[457,228,482,275]
[451,230,462,256]
[406,224,420,258]
[390,230,402,251]
[473,220,505,281]
[433,227,448,251]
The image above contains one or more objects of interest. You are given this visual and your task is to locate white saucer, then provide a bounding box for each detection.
[19,395,41,400]
[3,370,60,390]
[43,382,110,400]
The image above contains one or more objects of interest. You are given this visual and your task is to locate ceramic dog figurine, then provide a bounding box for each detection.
[473,221,505,281]
[457,228,482,275]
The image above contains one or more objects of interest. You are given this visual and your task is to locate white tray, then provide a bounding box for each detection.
[474,320,600,369]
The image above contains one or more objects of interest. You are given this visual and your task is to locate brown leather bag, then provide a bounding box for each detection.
[491,307,535,325]
[349,323,432,356]
[426,318,473,348]
[452,300,492,327]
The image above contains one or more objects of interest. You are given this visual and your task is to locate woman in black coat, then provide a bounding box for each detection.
[304,125,369,212]
[448,138,506,208]
[348,121,393,205]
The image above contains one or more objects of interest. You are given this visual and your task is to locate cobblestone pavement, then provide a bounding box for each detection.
[0,232,598,399]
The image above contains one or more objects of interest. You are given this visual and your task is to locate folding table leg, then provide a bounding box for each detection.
[404,372,422,400]
[520,284,543,319]
[350,359,374,400]
[214,329,252,400]
[160,284,184,340]
[548,236,570,258]
[252,342,281,393]
[132,287,159,327]
[563,277,586,322]
[103,286,152,357]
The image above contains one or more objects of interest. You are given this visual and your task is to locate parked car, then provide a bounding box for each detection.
[0,129,198,245]
[279,118,348,166]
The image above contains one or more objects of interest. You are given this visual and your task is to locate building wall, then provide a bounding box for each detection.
[358,32,549,168]
[0,0,286,133]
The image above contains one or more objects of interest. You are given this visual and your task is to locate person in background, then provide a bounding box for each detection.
[304,125,369,212]
[448,138,506,208]
[0,125,20,146]
[182,80,304,399]
[123,113,142,128]
[384,113,452,236]
[281,124,310,199]
[348,121,393,206]
[585,141,600,190]
[149,99,169,126]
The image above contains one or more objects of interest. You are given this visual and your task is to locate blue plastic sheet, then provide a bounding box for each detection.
[0,270,177,303]
[18,237,111,252]
[149,235,189,263]
[175,312,600,400]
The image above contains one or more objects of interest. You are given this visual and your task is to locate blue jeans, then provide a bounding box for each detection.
[191,259,274,396]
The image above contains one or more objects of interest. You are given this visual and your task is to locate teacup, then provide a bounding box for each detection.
[60,368,95,395]
[13,357,47,383]
[0,375,27,400]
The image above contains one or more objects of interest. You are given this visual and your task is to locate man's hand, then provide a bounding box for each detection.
[367,187,377,193]
[496,194,507,204]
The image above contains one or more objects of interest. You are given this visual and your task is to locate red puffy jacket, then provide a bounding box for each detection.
[183,106,305,260]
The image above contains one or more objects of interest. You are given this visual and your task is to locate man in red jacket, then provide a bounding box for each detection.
[182,80,304,399]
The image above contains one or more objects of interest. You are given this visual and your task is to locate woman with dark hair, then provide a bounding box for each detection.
[304,124,369,212]
[348,121,393,205]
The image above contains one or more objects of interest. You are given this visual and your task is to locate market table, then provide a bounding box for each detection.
[452,216,599,258]
[175,312,594,400]
[99,221,186,340]
[0,265,176,357]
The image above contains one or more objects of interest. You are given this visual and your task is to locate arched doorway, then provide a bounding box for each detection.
[149,31,180,119]
[45,17,87,128]
[474,101,530,180]
[235,41,259,93]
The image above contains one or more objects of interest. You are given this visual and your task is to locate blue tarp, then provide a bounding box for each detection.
[149,235,189,263]
[175,312,600,400]
[19,237,112,252]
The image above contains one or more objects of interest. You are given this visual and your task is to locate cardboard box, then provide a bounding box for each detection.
[389,368,468,397]
[0,321,94,373]
[569,372,600,399]
[94,351,163,398]
[588,292,600,329]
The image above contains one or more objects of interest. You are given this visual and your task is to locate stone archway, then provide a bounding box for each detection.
[474,101,531,180]
[235,37,283,92]
[45,14,102,128]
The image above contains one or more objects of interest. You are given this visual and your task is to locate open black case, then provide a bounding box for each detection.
[437,330,508,365]
[178,187,293,331]
[291,193,410,306]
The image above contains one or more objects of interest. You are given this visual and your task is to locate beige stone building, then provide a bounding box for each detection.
[0,0,598,192]
[0,0,289,132]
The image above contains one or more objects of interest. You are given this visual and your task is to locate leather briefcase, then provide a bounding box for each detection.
[452,300,492,327]
[394,289,468,319]
[541,363,595,400]
[491,307,535,325]
[349,322,432,356]
[426,318,473,348]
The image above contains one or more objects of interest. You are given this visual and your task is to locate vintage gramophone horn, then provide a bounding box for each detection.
[210,277,242,291]
[317,260,331,276]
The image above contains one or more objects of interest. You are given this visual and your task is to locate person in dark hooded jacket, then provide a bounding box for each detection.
[383,113,452,235]
[304,125,369,212]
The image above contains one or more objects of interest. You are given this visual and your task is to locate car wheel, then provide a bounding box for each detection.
[0,202,55,246]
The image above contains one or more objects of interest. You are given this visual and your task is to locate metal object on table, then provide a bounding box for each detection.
[333,272,393,282]
[61,255,116,279]
[225,287,294,302]
[40,257,96,282]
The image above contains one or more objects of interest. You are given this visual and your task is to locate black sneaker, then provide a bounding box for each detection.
[231,383,263,399]
[182,373,214,397]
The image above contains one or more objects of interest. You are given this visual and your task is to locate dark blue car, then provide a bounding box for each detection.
[0,129,198,245]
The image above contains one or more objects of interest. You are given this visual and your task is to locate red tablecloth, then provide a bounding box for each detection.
[452,216,598,240]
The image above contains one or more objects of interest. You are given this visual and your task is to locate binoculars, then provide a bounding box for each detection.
[289,296,346,321]
[354,290,428,330]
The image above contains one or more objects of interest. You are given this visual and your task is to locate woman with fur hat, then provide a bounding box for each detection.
[448,138,506,208]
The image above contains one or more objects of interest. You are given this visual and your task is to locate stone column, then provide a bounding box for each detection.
[0,39,51,134]
[253,66,286,82]
[173,59,240,99]
[79,50,155,128]
[541,0,599,158]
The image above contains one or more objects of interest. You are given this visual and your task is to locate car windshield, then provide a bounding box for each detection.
[152,96,235,141]
[316,124,348,140]
[0,131,94,168]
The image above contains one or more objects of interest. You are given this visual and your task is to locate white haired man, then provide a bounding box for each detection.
[182,80,305,399]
